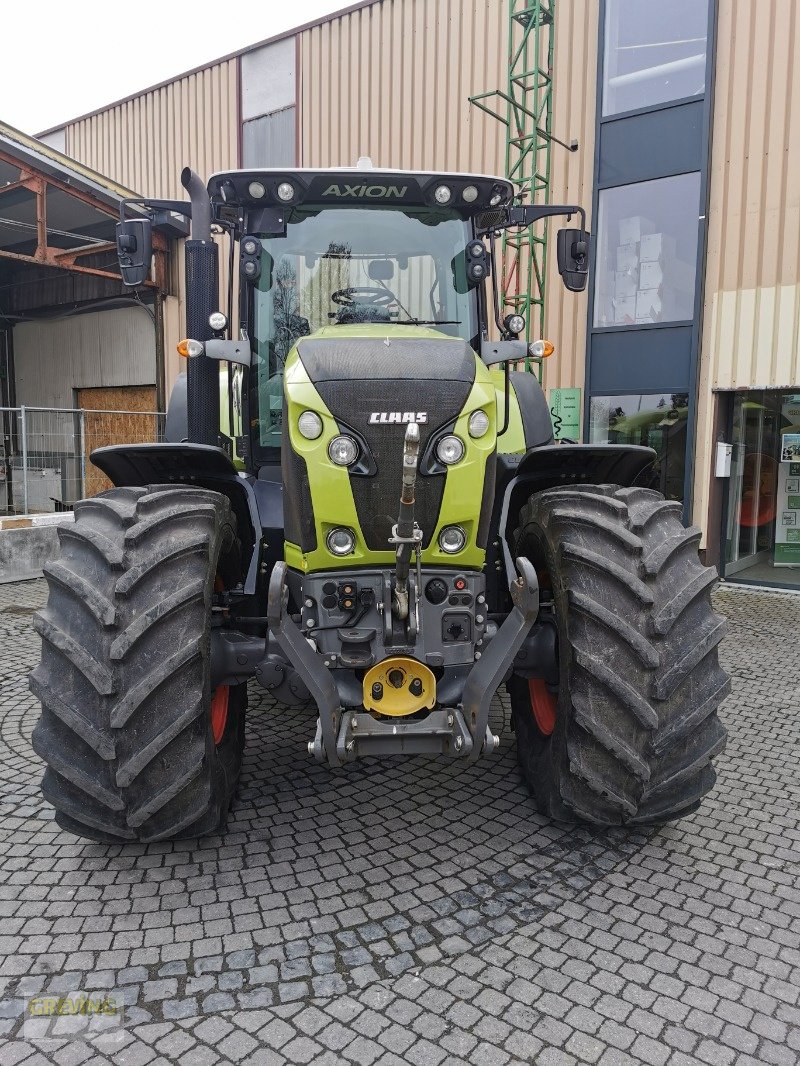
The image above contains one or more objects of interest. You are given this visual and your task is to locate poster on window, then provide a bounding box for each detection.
[774,395,800,566]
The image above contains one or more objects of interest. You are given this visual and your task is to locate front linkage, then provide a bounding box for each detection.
[217,421,543,767]
[266,555,539,766]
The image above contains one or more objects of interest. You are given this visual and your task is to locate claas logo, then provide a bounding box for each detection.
[368,412,428,424]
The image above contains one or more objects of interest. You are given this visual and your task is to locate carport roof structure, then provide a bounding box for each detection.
[0,120,169,289]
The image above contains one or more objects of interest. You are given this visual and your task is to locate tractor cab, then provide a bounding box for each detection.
[205,164,588,463]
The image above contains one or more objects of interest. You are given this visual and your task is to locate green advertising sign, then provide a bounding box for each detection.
[774,396,800,566]
[549,388,581,441]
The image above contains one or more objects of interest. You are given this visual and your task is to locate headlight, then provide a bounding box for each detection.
[327,527,356,556]
[328,435,359,466]
[434,185,452,204]
[504,313,525,337]
[462,185,479,203]
[298,411,323,439]
[438,525,466,554]
[468,410,490,438]
[248,181,266,199]
[436,434,464,465]
[277,182,295,202]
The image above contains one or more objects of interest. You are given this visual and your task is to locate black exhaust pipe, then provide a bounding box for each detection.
[181,167,219,447]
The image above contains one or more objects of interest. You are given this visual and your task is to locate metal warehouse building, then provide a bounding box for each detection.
[28,0,800,591]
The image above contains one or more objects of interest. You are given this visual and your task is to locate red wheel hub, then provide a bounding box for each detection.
[528,678,557,736]
[210,685,230,745]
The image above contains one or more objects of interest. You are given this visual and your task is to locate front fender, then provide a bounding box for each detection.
[485,444,656,609]
[90,443,262,592]
[514,442,656,489]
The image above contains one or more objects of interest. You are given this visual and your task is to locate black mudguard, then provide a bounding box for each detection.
[90,443,271,593]
[485,443,657,611]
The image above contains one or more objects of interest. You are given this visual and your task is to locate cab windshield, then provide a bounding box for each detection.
[250,205,477,451]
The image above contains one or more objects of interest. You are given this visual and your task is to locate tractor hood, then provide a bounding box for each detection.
[282,328,498,570]
[294,330,476,551]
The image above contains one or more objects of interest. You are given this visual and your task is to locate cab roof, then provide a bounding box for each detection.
[207,166,514,215]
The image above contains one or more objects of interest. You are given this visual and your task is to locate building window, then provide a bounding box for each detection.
[242,106,296,168]
[593,172,701,329]
[602,0,709,117]
[590,392,689,502]
[723,390,800,588]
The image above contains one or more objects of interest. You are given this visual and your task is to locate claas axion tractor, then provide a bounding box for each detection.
[30,162,729,842]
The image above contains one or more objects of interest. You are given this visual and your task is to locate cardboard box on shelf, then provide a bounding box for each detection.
[639,257,695,294]
[619,215,654,245]
[616,244,639,273]
[635,287,681,322]
[614,269,637,298]
[613,296,637,324]
[640,232,677,262]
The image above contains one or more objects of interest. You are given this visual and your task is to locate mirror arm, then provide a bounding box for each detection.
[119,197,192,224]
[506,203,587,233]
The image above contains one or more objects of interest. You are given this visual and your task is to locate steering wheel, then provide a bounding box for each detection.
[331,286,397,307]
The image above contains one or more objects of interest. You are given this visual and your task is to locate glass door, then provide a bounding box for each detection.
[724,392,780,575]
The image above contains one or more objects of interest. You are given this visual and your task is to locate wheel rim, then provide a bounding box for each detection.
[210,685,230,745]
[528,678,556,736]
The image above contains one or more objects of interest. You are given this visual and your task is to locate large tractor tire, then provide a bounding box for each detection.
[30,485,246,843]
[509,484,729,826]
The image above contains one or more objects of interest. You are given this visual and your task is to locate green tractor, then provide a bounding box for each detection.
[30,163,729,842]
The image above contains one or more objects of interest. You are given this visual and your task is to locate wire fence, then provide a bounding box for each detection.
[0,406,166,517]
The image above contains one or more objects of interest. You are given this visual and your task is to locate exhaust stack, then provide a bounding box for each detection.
[181,167,219,447]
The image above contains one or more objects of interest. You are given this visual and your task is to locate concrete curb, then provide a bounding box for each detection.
[0,513,73,583]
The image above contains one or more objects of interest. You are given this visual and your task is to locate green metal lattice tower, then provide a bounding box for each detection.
[470,0,576,371]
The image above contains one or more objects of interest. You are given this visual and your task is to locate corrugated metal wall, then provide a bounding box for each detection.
[53,1,598,408]
[64,61,239,200]
[541,0,599,393]
[298,0,598,392]
[62,60,240,393]
[693,0,800,531]
[300,0,507,176]
[13,305,156,410]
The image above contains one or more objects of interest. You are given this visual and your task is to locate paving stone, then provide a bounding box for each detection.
[0,580,795,1066]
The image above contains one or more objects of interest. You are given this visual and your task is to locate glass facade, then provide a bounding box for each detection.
[593,172,702,328]
[589,392,689,502]
[724,390,800,589]
[602,0,709,117]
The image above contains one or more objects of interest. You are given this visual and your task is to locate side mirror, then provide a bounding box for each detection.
[115,218,152,287]
[556,228,590,292]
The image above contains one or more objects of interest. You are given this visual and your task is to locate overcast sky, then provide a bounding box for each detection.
[3,0,349,134]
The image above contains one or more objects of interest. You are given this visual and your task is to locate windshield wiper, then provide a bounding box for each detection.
[392,319,462,325]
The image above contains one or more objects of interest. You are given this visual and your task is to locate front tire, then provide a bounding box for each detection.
[30,485,246,843]
[510,485,729,826]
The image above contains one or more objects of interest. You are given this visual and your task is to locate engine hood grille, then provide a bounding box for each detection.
[297,336,476,550]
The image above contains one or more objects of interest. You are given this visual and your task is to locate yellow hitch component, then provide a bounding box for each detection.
[363,657,436,717]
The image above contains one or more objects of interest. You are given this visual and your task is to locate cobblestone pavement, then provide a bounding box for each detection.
[1,578,799,1066]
